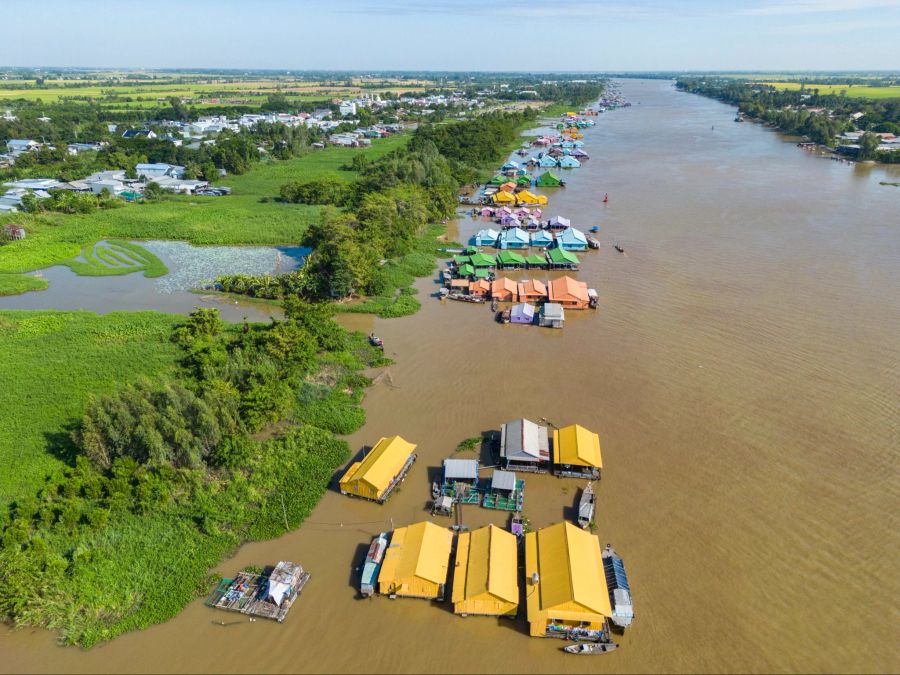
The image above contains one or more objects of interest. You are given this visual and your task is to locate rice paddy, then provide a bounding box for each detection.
[755,81,900,99]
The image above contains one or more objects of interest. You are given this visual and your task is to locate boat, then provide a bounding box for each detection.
[577,482,595,529]
[588,289,599,309]
[509,513,524,537]
[563,642,618,655]
[589,226,600,233]
[431,481,441,500]
[614,244,624,253]
[497,308,511,324]
[490,298,499,312]
[602,193,609,204]
[360,533,388,597]
[438,287,449,298]
[448,293,484,303]
[368,334,384,349]
[602,544,635,629]
[587,236,600,249]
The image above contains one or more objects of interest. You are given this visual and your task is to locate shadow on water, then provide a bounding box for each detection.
[347,541,370,596]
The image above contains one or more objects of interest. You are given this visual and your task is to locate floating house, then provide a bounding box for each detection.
[556,227,588,251]
[510,303,536,324]
[548,276,589,308]
[500,214,521,227]
[491,277,519,302]
[488,174,507,185]
[514,207,531,218]
[539,302,565,328]
[499,227,529,250]
[378,522,453,600]
[538,155,559,168]
[483,470,524,511]
[535,172,562,188]
[469,251,496,268]
[530,230,553,248]
[517,279,548,303]
[497,250,526,269]
[452,524,519,618]
[547,247,580,270]
[339,436,418,503]
[500,181,516,193]
[501,161,519,171]
[526,254,549,269]
[479,206,495,217]
[474,228,499,246]
[548,215,571,231]
[571,148,589,159]
[496,206,513,217]
[207,561,310,622]
[457,263,475,278]
[492,191,517,205]
[515,175,532,187]
[500,418,550,472]
[468,278,491,297]
[559,156,581,169]
[524,217,542,231]
[552,424,602,479]
[524,522,612,640]
[516,190,548,206]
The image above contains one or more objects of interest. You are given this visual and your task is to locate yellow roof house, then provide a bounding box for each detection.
[451,524,519,617]
[524,521,611,637]
[515,190,548,206]
[552,424,602,478]
[338,436,417,503]
[492,190,518,205]
[378,521,453,599]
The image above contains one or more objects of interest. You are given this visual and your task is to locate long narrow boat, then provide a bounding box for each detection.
[577,482,595,529]
[360,533,388,597]
[563,642,618,655]
[602,544,635,629]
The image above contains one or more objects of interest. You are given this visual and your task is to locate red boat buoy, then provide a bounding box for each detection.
[602,193,609,204]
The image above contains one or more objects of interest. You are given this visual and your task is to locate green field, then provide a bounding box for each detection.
[756,81,900,99]
[0,310,181,503]
[0,135,408,284]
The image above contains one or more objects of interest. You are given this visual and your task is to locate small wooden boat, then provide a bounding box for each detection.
[577,482,595,529]
[602,193,609,204]
[368,334,384,349]
[563,642,618,655]
[497,309,511,324]
[587,236,600,249]
[431,481,441,500]
[490,298,499,312]
[614,244,625,253]
[448,293,484,303]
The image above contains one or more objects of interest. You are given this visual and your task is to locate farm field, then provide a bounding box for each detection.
[755,81,900,99]
[0,310,181,503]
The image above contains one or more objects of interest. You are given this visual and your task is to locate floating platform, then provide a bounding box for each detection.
[206,561,310,622]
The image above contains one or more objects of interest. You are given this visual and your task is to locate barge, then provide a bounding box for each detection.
[602,544,635,629]
[360,533,388,597]
[206,561,310,622]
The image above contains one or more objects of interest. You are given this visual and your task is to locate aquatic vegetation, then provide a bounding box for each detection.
[62,240,168,278]
[0,273,47,296]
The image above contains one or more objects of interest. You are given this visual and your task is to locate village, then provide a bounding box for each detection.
[207,101,636,655]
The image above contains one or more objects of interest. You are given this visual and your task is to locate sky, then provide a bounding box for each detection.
[2,0,899,71]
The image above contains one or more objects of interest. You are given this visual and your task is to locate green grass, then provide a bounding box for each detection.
[0,272,47,296]
[756,81,900,99]
[0,310,181,503]
[0,138,408,278]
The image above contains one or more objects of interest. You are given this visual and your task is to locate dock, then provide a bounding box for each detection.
[206,561,310,622]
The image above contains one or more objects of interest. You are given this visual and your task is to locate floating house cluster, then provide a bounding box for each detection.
[346,413,634,645]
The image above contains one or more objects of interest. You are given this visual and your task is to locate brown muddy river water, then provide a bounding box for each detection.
[2,79,898,673]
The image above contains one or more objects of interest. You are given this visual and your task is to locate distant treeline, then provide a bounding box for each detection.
[677,78,900,162]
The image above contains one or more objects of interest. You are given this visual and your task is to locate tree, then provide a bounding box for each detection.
[858,132,880,160]
[143,181,164,201]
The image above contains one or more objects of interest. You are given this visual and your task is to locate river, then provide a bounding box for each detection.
[2,79,898,674]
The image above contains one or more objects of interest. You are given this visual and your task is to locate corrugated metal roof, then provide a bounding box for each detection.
[380,521,453,586]
[501,419,549,462]
[491,470,517,492]
[554,424,602,468]
[454,525,518,604]
[534,522,611,616]
[444,458,479,480]
[339,436,416,494]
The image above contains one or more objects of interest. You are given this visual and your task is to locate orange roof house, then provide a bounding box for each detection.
[548,276,589,309]
[517,279,547,303]
[469,279,491,297]
[491,277,519,302]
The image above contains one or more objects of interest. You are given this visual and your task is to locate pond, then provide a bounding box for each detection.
[0,240,309,322]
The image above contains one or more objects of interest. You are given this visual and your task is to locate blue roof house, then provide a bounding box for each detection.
[556,227,588,251]
[530,230,554,248]
[538,155,559,168]
[474,228,500,247]
[558,156,581,169]
[500,227,530,250]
